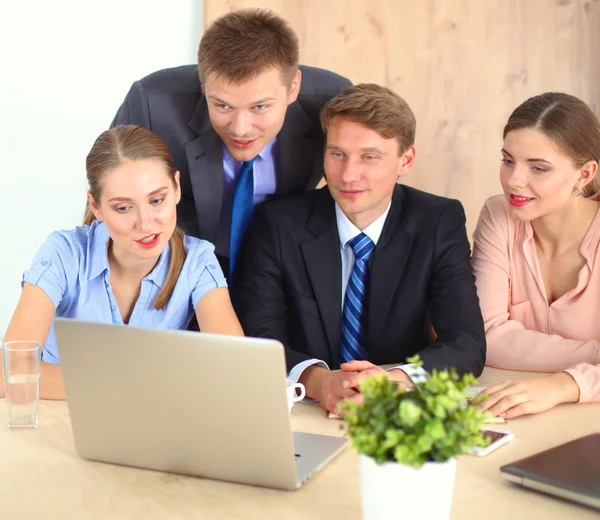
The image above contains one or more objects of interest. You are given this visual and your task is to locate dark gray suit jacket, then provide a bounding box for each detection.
[111,64,352,244]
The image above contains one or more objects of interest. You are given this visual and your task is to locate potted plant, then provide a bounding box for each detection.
[341,356,491,520]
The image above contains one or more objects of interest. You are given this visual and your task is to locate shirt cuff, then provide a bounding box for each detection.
[388,364,427,384]
[288,358,330,403]
[22,265,62,308]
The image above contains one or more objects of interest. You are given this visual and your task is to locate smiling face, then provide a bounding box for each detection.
[324,117,416,229]
[204,67,300,161]
[500,128,596,221]
[88,159,181,265]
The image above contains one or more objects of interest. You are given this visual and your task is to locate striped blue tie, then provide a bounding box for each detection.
[229,158,256,283]
[340,233,375,364]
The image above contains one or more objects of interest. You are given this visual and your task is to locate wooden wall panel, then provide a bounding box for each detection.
[205,0,600,236]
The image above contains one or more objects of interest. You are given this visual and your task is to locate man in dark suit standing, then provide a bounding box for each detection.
[111,9,351,282]
[238,84,486,413]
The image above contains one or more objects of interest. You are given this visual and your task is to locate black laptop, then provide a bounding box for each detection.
[500,433,600,510]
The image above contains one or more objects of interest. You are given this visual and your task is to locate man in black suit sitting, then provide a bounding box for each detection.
[238,84,486,413]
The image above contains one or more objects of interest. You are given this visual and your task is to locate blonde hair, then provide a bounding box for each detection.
[83,125,186,310]
[320,83,416,154]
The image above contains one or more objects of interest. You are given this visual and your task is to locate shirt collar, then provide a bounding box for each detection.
[87,220,172,288]
[222,136,278,165]
[87,220,110,280]
[335,201,392,249]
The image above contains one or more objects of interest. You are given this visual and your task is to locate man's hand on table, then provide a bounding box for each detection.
[299,366,358,413]
[299,361,413,414]
[340,360,412,406]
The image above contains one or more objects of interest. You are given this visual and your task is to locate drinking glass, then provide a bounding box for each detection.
[2,341,41,428]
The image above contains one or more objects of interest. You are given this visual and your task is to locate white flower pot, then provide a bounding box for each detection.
[359,454,457,520]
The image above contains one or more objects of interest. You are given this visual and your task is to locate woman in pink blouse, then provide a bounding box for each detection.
[473,92,600,418]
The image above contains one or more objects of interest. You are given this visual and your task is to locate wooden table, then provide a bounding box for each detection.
[1,368,598,519]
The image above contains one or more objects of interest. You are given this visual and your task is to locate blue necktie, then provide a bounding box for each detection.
[229,158,256,282]
[340,233,375,364]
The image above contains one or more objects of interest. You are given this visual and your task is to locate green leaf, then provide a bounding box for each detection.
[399,399,422,426]
[406,354,424,368]
[342,363,490,465]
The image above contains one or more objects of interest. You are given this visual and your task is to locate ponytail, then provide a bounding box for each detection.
[82,202,96,226]
[153,227,186,310]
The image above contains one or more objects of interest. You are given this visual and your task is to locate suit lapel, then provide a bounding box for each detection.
[300,191,342,366]
[185,96,224,243]
[277,101,324,192]
[184,97,322,242]
[368,186,414,349]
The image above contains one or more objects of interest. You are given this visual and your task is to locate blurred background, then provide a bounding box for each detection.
[1,0,599,332]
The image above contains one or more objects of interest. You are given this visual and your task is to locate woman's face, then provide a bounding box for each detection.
[88,159,180,264]
[500,128,587,221]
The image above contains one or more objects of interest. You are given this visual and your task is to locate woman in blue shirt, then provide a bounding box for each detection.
[2,125,243,399]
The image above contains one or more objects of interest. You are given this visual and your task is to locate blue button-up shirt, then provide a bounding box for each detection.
[22,220,226,363]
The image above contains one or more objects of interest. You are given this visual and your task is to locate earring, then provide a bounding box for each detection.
[573,187,583,197]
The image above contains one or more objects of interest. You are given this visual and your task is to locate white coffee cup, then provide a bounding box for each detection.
[286,379,306,413]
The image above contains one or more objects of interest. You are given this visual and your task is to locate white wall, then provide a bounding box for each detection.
[0,0,203,334]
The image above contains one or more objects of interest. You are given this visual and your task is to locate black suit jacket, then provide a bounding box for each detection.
[111,64,352,244]
[238,185,486,377]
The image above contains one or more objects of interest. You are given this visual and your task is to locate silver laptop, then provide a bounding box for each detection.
[54,318,347,490]
[500,433,600,510]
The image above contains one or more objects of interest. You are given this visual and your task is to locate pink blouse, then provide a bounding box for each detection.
[472,195,600,403]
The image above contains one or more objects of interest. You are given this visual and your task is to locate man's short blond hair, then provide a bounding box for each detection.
[198,8,299,86]
[320,84,416,154]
